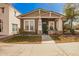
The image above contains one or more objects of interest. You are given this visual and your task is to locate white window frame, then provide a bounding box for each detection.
[12,24,18,32]
[24,19,35,32]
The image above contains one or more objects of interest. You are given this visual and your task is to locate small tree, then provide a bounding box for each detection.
[64,4,76,34]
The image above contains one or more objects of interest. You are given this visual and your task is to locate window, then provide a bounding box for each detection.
[30,21,35,31]
[0,19,3,32]
[24,21,29,30]
[12,24,18,32]
[14,11,16,16]
[24,20,35,31]
[2,8,4,13]
[0,7,4,13]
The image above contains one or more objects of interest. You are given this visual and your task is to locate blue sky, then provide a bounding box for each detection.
[12,3,64,14]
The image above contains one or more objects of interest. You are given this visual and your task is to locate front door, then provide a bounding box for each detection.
[48,21,55,32]
[48,21,55,34]
[42,22,48,34]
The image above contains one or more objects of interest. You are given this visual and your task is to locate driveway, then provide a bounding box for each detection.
[0,42,79,56]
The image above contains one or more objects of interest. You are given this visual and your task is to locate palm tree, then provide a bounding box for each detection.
[64,4,76,34]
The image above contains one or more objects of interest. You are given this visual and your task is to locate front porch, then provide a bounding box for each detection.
[38,18,63,35]
[42,18,58,34]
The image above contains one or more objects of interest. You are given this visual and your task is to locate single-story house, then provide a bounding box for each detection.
[17,9,64,35]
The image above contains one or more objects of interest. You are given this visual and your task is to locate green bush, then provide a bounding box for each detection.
[70,29,75,34]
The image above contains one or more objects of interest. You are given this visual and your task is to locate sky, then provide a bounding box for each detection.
[12,3,65,14]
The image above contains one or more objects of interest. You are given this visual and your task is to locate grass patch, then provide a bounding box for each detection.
[50,35,61,43]
[50,35,79,43]
[2,35,42,44]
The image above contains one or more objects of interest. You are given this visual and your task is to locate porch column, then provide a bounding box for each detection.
[38,18,42,34]
[54,19,57,31]
[57,18,63,32]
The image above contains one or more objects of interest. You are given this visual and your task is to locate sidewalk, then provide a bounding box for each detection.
[0,42,79,56]
[57,42,79,56]
[0,43,66,56]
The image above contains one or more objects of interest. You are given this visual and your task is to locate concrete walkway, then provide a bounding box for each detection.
[0,35,8,39]
[42,35,52,41]
[42,35,55,43]
[0,35,11,41]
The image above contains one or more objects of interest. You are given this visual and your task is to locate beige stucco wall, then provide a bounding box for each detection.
[9,4,21,35]
[56,18,63,31]
[38,18,42,34]
[0,4,21,35]
[0,4,9,35]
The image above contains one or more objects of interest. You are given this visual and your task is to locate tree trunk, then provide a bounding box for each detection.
[70,19,73,30]
[70,18,74,34]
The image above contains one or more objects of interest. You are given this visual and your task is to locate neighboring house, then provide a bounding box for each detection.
[17,9,64,35]
[0,3,21,35]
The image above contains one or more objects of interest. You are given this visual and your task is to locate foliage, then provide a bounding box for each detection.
[2,36,42,43]
[64,4,77,34]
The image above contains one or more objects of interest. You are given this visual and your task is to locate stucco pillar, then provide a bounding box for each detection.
[38,18,42,34]
[57,18,63,31]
